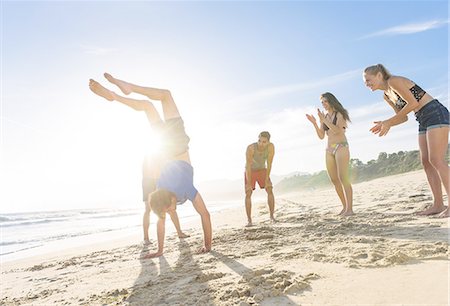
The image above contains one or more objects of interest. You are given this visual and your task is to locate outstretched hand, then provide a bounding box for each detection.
[370,121,382,134]
[370,120,391,137]
[305,114,317,124]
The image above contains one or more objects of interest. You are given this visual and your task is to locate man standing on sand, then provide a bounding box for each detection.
[245,131,276,226]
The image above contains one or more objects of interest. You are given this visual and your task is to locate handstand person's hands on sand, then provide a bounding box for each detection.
[197,245,211,254]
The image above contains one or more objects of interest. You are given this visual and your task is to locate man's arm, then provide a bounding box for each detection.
[245,145,254,191]
[192,193,212,252]
[266,143,275,186]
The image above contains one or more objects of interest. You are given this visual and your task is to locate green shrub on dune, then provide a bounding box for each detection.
[276,146,449,193]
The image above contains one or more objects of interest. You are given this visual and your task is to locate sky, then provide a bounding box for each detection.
[0,0,448,213]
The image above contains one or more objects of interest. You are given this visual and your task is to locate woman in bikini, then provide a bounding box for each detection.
[306,92,353,216]
[363,64,450,218]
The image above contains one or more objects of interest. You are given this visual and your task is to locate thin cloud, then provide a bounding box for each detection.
[360,19,449,39]
[225,69,361,106]
[80,44,117,55]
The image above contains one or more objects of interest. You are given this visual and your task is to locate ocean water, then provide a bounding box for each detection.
[0,200,241,262]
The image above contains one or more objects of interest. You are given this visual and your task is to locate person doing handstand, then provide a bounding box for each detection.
[89,74,209,253]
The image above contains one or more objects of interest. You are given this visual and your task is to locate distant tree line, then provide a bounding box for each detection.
[275,147,449,193]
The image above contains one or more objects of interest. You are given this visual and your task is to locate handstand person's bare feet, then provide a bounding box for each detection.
[89,79,114,101]
[104,73,132,95]
[416,204,446,216]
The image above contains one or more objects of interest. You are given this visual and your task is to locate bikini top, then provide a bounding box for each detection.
[385,84,426,111]
[323,112,337,131]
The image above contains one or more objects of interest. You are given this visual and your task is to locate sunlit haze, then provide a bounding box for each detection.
[1,1,448,212]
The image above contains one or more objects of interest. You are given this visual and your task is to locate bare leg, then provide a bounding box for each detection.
[104,73,181,120]
[326,153,346,214]
[335,147,353,216]
[245,189,253,226]
[417,134,446,215]
[104,73,132,95]
[143,201,151,244]
[89,79,164,126]
[113,94,163,126]
[167,210,190,238]
[266,186,276,221]
[426,128,450,218]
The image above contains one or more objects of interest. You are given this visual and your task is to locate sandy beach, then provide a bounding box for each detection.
[1,170,449,306]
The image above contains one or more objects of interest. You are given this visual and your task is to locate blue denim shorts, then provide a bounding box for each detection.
[415,99,450,134]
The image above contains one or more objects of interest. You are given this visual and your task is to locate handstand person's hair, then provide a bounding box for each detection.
[150,189,173,219]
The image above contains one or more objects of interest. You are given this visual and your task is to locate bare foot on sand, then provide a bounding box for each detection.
[416,205,446,216]
[270,217,277,223]
[142,251,162,259]
[178,232,190,239]
[89,79,114,101]
[338,208,345,216]
[436,207,450,218]
[341,210,354,217]
[104,73,132,95]
[245,221,253,227]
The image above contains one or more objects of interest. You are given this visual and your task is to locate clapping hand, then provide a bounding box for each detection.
[317,108,326,122]
[305,114,317,124]
[370,120,391,137]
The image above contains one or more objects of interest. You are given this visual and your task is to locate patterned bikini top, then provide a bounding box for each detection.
[323,112,337,131]
[385,84,426,111]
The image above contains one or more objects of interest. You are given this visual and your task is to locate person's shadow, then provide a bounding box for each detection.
[123,246,159,305]
[212,250,299,305]
[125,239,215,305]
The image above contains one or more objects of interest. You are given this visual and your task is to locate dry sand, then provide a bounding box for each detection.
[1,170,449,305]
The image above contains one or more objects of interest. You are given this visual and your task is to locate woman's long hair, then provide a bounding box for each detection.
[321,92,351,122]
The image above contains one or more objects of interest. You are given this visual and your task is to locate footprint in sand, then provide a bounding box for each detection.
[196,272,228,283]
[246,233,275,240]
